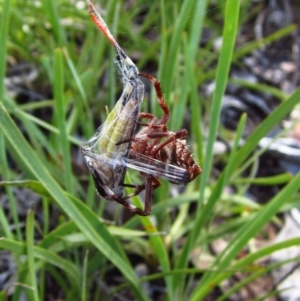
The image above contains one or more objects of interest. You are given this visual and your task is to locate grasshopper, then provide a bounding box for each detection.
[82,0,146,215]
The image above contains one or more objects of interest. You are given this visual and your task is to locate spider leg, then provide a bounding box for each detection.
[109,194,149,216]
[139,112,156,120]
[122,177,161,199]
[122,182,147,198]
[137,122,168,130]
[152,129,187,156]
[139,73,169,125]
[120,178,160,215]
[146,129,187,140]
[116,129,163,146]
[116,119,166,146]
[144,176,161,215]
[137,112,156,127]
[126,129,184,158]
[138,121,154,127]
[138,113,166,128]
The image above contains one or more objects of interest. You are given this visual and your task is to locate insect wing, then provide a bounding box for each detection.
[126,152,191,185]
[83,149,190,184]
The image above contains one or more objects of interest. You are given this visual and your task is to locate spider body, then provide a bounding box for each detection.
[117,73,202,215]
[131,72,202,186]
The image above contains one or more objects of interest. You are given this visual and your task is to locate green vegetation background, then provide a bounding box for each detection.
[0,0,300,300]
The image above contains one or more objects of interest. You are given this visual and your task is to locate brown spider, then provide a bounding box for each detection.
[116,73,202,215]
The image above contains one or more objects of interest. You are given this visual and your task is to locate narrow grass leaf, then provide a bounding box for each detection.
[192,171,300,300]
[185,26,205,165]
[235,173,293,185]
[126,173,174,300]
[234,86,300,167]
[216,256,300,301]
[0,104,149,301]
[229,78,287,101]
[82,251,89,301]
[161,0,196,100]
[25,207,40,301]
[62,47,94,137]
[200,237,300,301]
[182,113,247,294]
[14,108,82,146]
[234,24,297,60]
[42,0,66,46]
[0,0,17,241]
[174,0,241,290]
[54,48,73,193]
[0,0,10,98]
[171,0,208,130]
[0,237,80,287]
[0,180,135,263]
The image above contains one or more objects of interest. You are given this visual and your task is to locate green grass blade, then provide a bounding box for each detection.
[216,256,300,301]
[0,104,149,301]
[127,174,174,300]
[185,31,204,165]
[0,0,10,98]
[234,86,300,167]
[170,0,208,130]
[25,207,40,301]
[191,171,300,300]
[0,0,22,241]
[229,78,287,101]
[41,0,66,46]
[54,48,73,193]
[82,251,89,301]
[178,113,246,296]
[235,173,293,185]
[174,0,241,290]
[14,108,81,146]
[234,24,297,60]
[199,0,240,203]
[0,237,81,287]
[160,0,196,100]
[62,47,94,137]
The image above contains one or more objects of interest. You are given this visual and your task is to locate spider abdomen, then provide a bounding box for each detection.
[158,140,202,184]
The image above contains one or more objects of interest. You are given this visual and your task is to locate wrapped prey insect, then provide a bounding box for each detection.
[81,0,146,215]
[82,0,202,216]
